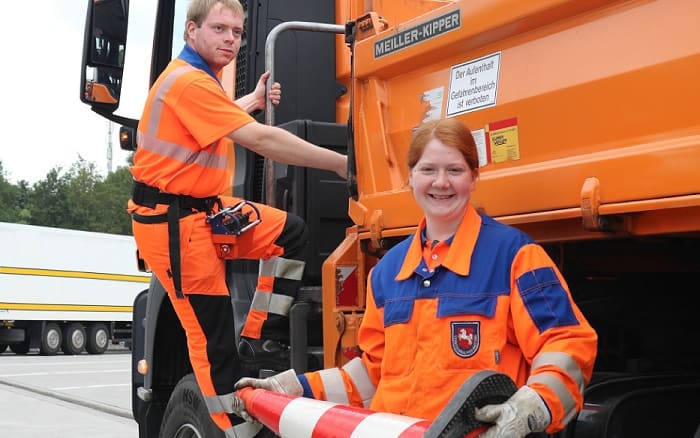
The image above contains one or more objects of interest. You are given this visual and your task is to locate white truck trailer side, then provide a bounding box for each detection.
[0,222,150,355]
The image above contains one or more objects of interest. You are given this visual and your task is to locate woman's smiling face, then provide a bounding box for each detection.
[409,138,476,227]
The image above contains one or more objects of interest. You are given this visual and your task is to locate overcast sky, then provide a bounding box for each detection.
[1,1,132,184]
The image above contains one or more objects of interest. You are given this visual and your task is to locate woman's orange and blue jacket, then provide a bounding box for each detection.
[298,204,597,433]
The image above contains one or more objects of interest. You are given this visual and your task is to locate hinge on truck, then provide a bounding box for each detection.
[580,177,601,231]
[368,209,384,250]
[580,177,621,232]
[354,12,389,41]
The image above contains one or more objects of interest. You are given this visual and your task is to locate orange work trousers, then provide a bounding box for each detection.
[131,195,308,434]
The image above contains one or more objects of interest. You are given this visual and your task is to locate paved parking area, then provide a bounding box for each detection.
[0,348,138,437]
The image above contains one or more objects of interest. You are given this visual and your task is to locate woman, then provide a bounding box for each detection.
[235,118,598,437]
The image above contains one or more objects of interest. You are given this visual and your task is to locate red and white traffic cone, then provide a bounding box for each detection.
[237,386,431,438]
[237,370,517,438]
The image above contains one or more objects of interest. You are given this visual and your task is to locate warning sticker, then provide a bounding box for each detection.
[471,128,488,168]
[446,52,501,116]
[487,118,520,164]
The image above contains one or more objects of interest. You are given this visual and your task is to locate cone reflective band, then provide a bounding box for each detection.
[237,370,517,438]
[236,387,431,438]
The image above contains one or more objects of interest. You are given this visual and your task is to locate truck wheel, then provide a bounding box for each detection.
[10,341,30,355]
[160,373,272,438]
[61,323,86,355]
[86,323,109,354]
[39,322,62,355]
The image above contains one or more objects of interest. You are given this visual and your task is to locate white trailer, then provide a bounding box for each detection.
[0,222,150,355]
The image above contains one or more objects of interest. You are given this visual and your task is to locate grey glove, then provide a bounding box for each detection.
[235,368,303,395]
[475,385,551,438]
[230,393,256,423]
[232,369,303,422]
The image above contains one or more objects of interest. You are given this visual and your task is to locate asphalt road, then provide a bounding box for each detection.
[0,346,138,438]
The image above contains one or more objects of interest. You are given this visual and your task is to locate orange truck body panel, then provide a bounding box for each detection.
[324,0,700,367]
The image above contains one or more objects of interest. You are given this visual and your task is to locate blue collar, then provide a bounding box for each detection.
[177,44,223,89]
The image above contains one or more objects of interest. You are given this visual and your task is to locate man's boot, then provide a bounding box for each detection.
[238,337,291,372]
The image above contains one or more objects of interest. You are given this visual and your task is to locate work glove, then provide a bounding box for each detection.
[474,385,551,438]
[230,394,255,423]
[232,369,303,422]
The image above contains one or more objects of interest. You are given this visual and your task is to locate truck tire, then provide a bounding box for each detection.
[61,323,86,355]
[86,323,109,354]
[39,322,62,355]
[160,373,272,438]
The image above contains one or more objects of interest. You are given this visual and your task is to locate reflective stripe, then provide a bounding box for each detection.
[342,357,376,409]
[250,290,294,316]
[531,351,586,394]
[527,372,577,425]
[279,397,335,437]
[350,412,423,438]
[250,290,271,312]
[225,421,263,438]
[138,64,229,170]
[269,293,294,316]
[318,368,349,405]
[205,392,265,437]
[260,256,305,281]
[249,257,304,316]
[137,131,229,169]
[204,391,236,414]
[145,65,191,135]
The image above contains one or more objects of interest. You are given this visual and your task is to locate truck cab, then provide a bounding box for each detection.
[81,1,700,437]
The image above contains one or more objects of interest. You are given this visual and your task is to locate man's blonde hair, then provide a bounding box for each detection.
[183,0,244,41]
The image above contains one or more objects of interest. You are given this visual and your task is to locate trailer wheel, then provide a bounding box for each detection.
[39,322,62,356]
[61,323,86,355]
[160,373,272,438]
[86,323,109,354]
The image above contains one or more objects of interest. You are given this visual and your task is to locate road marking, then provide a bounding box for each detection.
[0,369,127,377]
[52,383,131,390]
[0,379,133,419]
[0,359,128,367]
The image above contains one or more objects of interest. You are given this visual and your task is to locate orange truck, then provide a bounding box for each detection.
[80,0,700,437]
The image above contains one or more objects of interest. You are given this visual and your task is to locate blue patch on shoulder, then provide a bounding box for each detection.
[516,267,579,333]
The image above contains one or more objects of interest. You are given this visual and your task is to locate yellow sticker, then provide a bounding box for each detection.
[487,118,520,164]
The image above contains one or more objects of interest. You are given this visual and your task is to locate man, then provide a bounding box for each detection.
[128,0,347,435]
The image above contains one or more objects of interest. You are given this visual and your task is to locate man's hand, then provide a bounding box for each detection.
[235,368,303,396]
[229,393,256,423]
[234,71,281,113]
[231,369,302,423]
[253,71,281,109]
[475,385,551,438]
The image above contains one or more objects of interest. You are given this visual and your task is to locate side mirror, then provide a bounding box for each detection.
[80,0,128,111]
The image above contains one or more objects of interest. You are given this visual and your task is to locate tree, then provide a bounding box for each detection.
[4,155,133,235]
[26,167,71,228]
[63,159,103,231]
[93,165,133,235]
[0,161,21,222]
[15,180,32,224]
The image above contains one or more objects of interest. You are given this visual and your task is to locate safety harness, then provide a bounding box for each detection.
[131,180,218,298]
